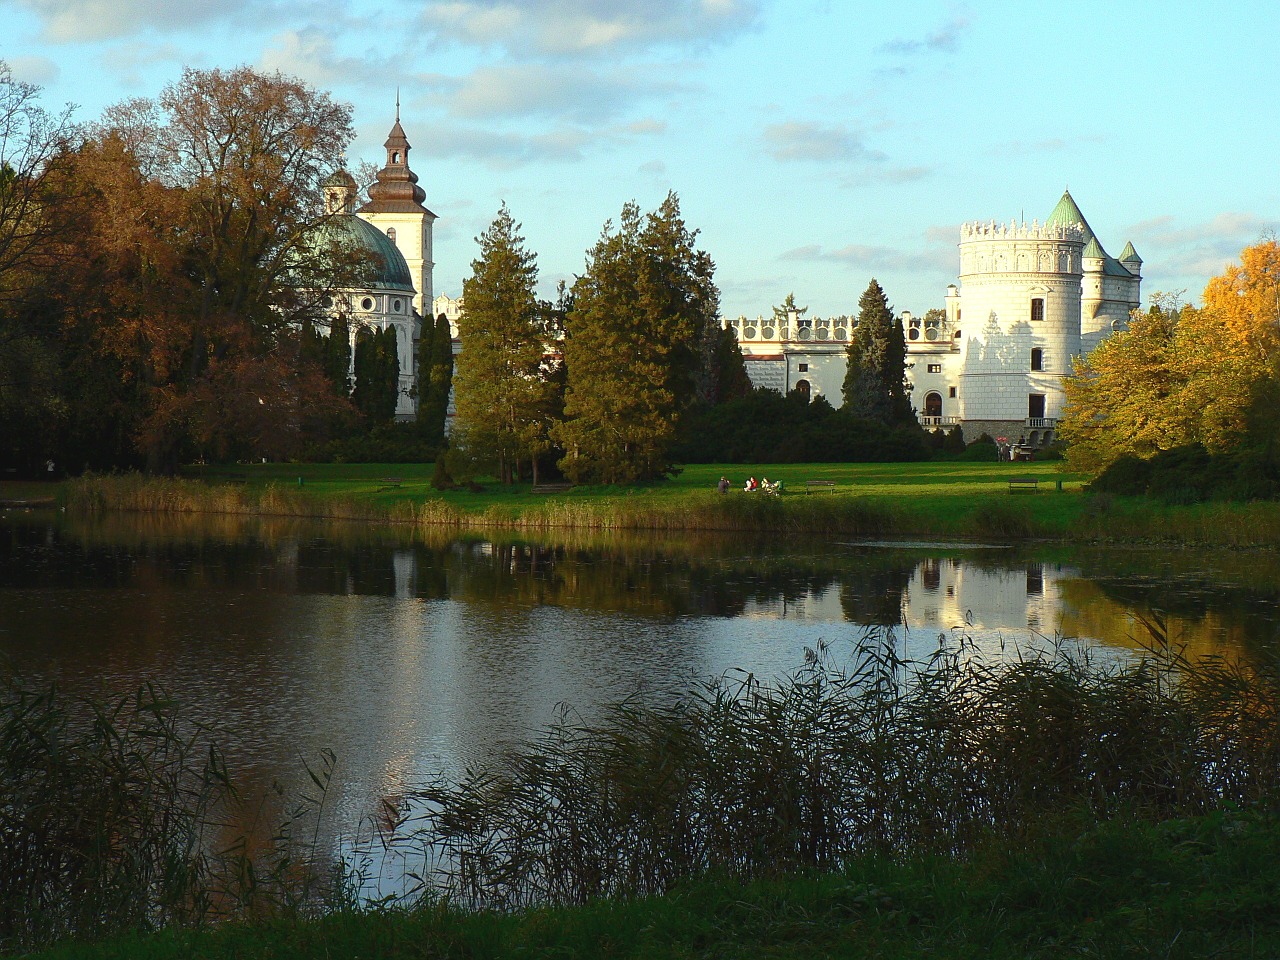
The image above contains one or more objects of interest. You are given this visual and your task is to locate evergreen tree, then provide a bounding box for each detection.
[452,205,555,484]
[556,194,722,483]
[416,312,453,445]
[429,313,454,435]
[713,324,752,402]
[325,314,351,396]
[842,279,912,425]
[352,324,398,424]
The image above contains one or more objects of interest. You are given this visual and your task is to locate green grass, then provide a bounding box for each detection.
[25,811,1280,959]
[26,460,1280,545]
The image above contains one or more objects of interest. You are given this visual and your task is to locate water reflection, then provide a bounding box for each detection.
[2,510,1278,859]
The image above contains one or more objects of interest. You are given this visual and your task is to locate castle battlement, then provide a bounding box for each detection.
[960,219,1085,243]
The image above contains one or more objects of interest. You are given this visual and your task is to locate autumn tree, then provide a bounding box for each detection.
[452,206,557,483]
[83,67,359,470]
[1061,241,1280,474]
[556,194,722,483]
[842,279,912,424]
[0,62,79,471]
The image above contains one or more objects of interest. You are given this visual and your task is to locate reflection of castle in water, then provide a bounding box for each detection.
[741,556,1075,640]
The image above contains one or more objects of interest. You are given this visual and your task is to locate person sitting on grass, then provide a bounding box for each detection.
[744,476,757,492]
[717,476,730,494]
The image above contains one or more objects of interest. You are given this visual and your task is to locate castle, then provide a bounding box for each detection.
[326,117,1142,446]
[732,190,1142,447]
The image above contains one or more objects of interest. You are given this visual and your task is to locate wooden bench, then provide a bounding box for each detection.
[1008,477,1039,494]
[531,482,574,494]
[804,480,836,494]
[378,477,403,490]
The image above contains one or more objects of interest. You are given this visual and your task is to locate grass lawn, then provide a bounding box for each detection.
[28,459,1280,545]
[25,812,1280,960]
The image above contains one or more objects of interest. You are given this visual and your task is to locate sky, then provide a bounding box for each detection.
[5,0,1279,319]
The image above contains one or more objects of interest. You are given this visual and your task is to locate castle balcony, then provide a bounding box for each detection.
[920,416,961,428]
[1026,417,1056,429]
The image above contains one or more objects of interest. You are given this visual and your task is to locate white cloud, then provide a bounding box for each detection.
[421,0,759,58]
[878,11,970,56]
[6,55,60,85]
[433,62,683,123]
[780,240,953,274]
[762,120,877,163]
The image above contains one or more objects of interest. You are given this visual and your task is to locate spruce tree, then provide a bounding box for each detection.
[556,193,722,483]
[842,279,912,425]
[452,205,555,484]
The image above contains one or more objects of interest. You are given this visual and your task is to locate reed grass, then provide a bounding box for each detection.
[0,678,348,954]
[395,627,1280,910]
[8,624,1280,954]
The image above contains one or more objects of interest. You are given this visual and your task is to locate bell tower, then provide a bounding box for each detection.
[356,100,436,318]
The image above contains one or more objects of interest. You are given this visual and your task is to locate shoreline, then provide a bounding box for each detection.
[30,470,1280,549]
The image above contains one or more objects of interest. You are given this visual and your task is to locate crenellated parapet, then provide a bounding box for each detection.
[960,219,1085,242]
[959,218,1086,278]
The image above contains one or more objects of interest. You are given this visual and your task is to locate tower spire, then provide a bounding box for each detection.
[395,88,400,122]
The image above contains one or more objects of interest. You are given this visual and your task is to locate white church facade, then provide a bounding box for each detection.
[322,114,440,420]
[733,190,1142,447]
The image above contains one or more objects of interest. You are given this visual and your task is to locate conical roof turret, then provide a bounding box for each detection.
[1119,240,1142,265]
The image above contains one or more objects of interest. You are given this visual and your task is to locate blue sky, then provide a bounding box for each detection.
[5,0,1278,319]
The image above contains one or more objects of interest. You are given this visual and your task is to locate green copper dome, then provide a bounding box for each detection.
[313,214,415,293]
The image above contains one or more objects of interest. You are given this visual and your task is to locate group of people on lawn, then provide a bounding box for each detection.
[717,475,782,495]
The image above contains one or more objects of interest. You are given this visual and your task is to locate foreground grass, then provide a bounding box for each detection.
[47,461,1280,545]
[27,811,1280,959]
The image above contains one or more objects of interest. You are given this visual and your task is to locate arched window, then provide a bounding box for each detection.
[924,392,943,418]
[387,227,396,243]
[793,379,811,402]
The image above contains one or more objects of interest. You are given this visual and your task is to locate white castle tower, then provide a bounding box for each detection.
[357,108,437,319]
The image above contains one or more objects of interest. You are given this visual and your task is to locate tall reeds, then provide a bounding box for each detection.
[398,629,1280,910]
[0,679,343,953]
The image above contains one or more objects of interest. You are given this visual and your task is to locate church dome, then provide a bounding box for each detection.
[312,213,416,293]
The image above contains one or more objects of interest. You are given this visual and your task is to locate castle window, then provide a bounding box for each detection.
[1028,394,1046,419]
[798,363,808,373]
[361,297,375,311]
[1031,298,1045,322]
[1031,348,1043,371]
[949,387,957,398]
[391,151,400,164]
[924,392,942,417]
[927,363,942,374]
[387,228,396,242]
[793,379,811,402]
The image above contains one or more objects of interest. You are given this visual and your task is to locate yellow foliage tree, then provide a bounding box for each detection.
[1061,239,1280,474]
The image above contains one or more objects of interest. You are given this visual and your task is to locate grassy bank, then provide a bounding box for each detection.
[26,810,1280,959]
[43,462,1280,545]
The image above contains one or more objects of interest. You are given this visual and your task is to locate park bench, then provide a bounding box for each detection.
[378,477,403,490]
[531,482,574,494]
[804,480,836,494]
[1008,477,1039,494]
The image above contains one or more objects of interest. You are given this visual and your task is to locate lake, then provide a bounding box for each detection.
[2,508,1277,873]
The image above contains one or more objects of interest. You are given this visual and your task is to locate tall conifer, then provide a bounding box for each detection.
[842,279,912,424]
[452,205,555,484]
[556,194,722,483]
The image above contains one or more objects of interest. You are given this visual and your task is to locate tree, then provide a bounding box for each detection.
[90,67,357,470]
[416,312,453,446]
[842,279,911,425]
[556,193,722,483]
[772,293,807,323]
[452,205,556,484]
[352,324,399,425]
[1059,243,1280,476]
